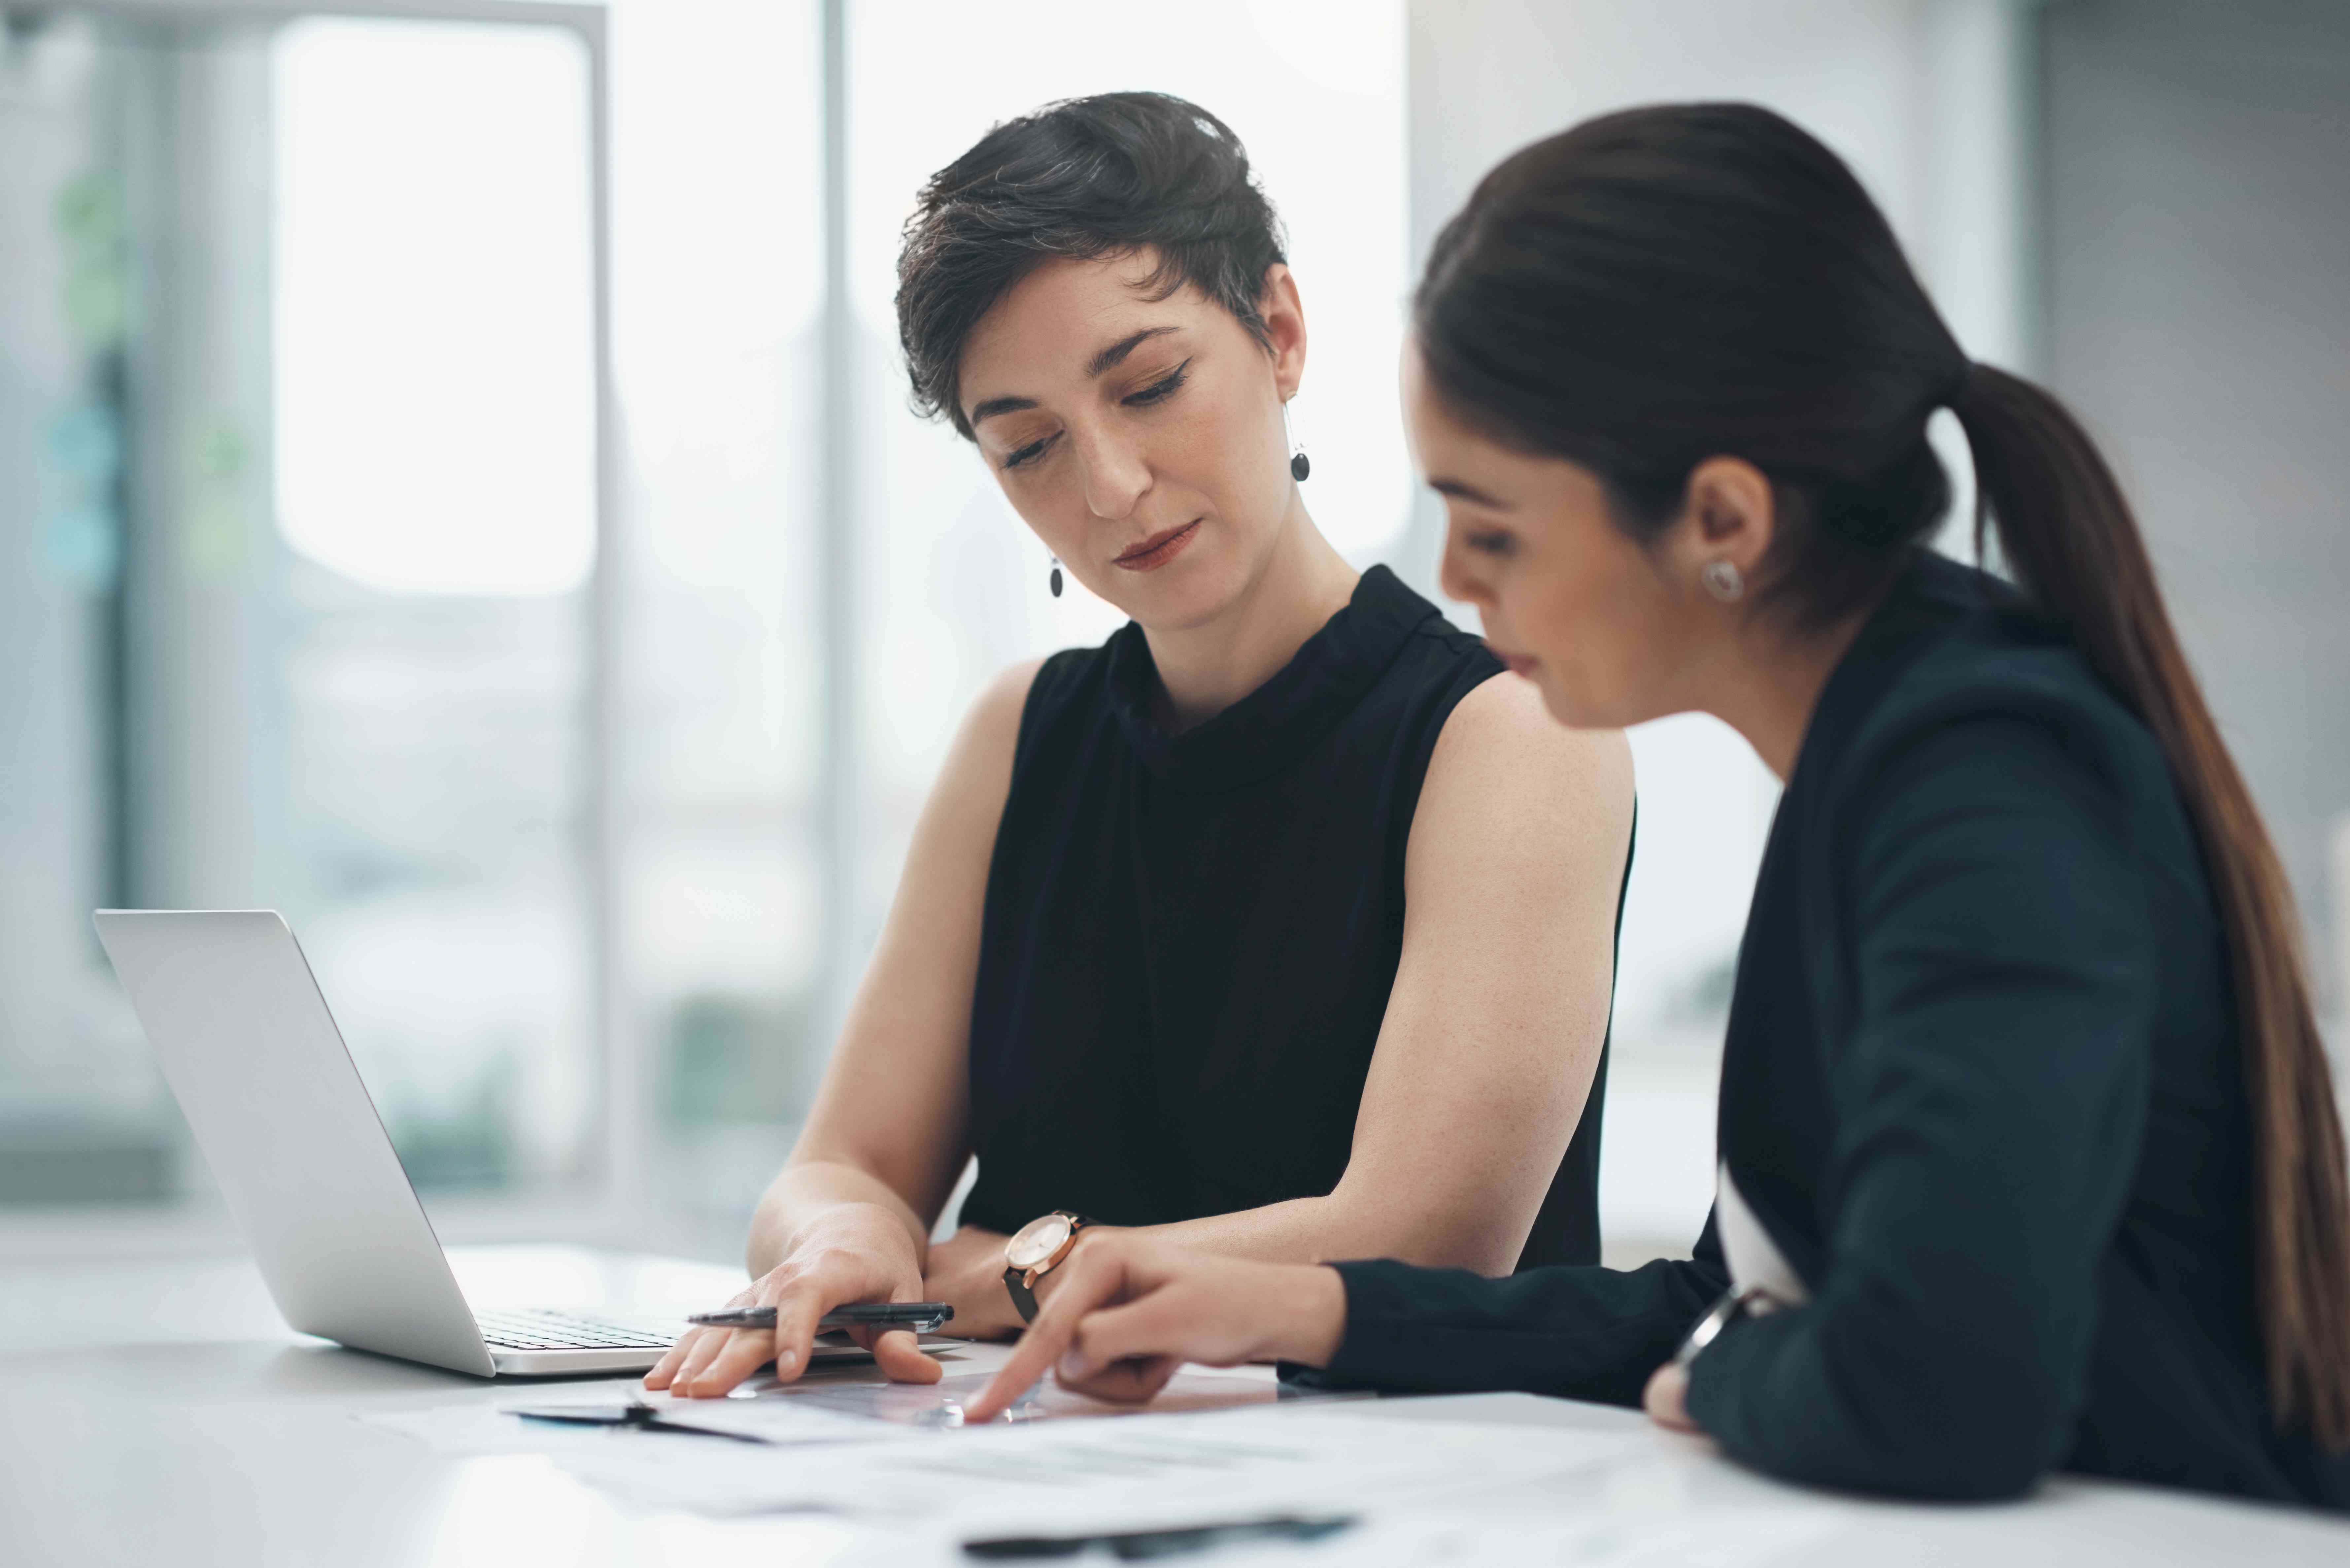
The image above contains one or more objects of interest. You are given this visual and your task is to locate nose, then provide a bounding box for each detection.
[1437,516,1490,609]
[1075,425,1150,523]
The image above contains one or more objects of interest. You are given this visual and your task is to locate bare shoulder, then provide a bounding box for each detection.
[911,657,1048,849]
[969,657,1047,738]
[946,658,1047,779]
[1422,670,1634,827]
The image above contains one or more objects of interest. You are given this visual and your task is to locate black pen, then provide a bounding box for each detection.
[963,1515,1356,1560]
[505,1402,768,1443]
[688,1301,954,1332]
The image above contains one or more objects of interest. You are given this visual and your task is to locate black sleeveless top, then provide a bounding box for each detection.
[959,565,1613,1270]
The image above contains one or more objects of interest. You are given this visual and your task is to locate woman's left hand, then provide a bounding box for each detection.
[1642,1361,1699,1431]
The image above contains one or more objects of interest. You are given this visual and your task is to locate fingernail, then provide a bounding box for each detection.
[1057,1351,1086,1381]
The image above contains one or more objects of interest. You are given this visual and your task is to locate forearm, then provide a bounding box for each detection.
[1094,1207,1724,1406]
[749,1159,933,1278]
[1306,1251,1726,1404]
[1122,1188,1522,1275]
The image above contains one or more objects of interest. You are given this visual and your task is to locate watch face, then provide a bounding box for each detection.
[1005,1213,1073,1270]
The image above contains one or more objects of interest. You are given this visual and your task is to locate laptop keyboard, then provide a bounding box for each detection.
[475,1308,678,1352]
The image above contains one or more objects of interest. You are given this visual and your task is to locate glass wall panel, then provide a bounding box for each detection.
[606,0,823,1237]
[2043,0,2350,1043]
[0,10,602,1204]
[0,14,159,1203]
[267,17,596,1194]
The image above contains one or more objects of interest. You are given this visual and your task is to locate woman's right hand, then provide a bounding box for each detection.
[644,1203,943,1398]
[960,1234,1349,1422]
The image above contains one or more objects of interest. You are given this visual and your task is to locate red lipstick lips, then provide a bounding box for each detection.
[1111,519,1201,573]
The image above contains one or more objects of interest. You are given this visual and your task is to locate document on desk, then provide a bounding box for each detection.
[361,1377,922,1456]
[735,1363,1329,1426]
[554,1404,1634,1535]
[363,1366,1307,1456]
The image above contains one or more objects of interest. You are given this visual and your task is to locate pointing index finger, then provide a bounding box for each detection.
[964,1248,1118,1422]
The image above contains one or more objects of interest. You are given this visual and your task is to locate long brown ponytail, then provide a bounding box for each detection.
[1416,101,2350,1447]
[1951,364,2350,1447]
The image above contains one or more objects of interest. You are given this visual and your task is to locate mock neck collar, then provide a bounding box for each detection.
[1103,565,1438,792]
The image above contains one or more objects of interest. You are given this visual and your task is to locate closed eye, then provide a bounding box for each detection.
[1123,360,1190,407]
[1002,433,1057,471]
[1463,527,1518,558]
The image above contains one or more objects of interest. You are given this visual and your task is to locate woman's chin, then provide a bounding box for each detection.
[1116,552,1245,632]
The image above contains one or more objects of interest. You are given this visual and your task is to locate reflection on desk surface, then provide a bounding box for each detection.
[16,1251,2350,1566]
[735,1361,1354,1428]
[553,1403,1643,1528]
[374,1363,1340,1456]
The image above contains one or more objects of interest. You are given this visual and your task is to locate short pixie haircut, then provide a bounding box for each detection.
[896,91,1288,440]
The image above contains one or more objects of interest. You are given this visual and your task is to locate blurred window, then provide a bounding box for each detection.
[2043,0,2350,1033]
[610,0,822,1232]
[0,9,606,1205]
[0,0,1399,1236]
[269,17,598,1193]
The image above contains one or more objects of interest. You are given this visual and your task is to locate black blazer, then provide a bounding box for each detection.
[1308,553,2350,1510]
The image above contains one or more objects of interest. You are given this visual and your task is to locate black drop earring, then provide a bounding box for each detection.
[1048,555,1063,598]
[1290,446,1311,483]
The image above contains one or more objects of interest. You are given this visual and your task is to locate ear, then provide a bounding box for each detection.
[1258,263,1307,401]
[1661,456,1775,594]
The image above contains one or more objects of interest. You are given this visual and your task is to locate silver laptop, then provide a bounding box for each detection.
[92,909,880,1378]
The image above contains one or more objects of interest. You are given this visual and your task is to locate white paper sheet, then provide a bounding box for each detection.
[361,1378,918,1456]
[362,1365,1319,1456]
[552,1404,1639,1535]
[725,1363,1339,1427]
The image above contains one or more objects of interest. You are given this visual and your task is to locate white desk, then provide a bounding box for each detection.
[3,1246,2344,1566]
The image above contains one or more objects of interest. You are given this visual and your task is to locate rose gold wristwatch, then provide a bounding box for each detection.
[1002,1210,1092,1324]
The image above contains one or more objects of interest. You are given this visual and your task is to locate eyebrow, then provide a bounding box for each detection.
[1427,476,1516,510]
[1085,325,1180,379]
[969,395,1037,426]
[967,325,1185,428]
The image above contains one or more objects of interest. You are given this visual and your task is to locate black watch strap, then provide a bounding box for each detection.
[1003,1265,1041,1324]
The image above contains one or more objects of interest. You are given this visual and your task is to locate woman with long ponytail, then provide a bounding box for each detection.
[1952,365,2350,1450]
[958,103,2350,1509]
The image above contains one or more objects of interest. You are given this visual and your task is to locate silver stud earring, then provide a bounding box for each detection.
[1701,559,1744,602]
[1049,555,1063,598]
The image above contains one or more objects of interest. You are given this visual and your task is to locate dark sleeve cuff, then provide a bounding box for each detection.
[1277,1259,1455,1392]
[1281,1254,1727,1408]
[1321,1258,1470,1386]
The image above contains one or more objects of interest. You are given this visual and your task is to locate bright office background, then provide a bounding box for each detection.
[3,0,2346,1265]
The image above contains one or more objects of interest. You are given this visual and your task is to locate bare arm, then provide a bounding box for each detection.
[925,674,1633,1327]
[647,658,1038,1395]
[663,663,1630,1393]
[1143,675,1631,1272]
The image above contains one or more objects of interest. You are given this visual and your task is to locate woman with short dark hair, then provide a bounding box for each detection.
[647,92,1633,1398]
[966,102,2350,1512]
